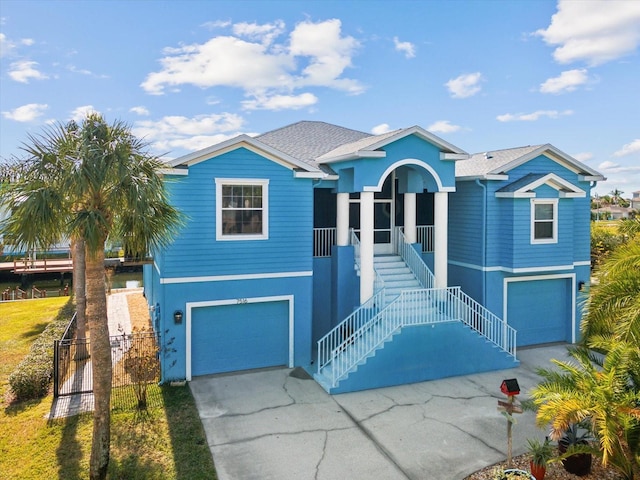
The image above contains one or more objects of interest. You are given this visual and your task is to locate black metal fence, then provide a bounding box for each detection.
[54,331,159,398]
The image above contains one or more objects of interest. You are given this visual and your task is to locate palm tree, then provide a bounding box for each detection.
[0,113,182,480]
[611,189,624,206]
[530,238,640,479]
[531,344,640,479]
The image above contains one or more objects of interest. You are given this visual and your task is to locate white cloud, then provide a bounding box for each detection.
[21,38,35,46]
[8,60,48,83]
[70,105,98,122]
[233,20,285,46]
[427,120,461,133]
[613,138,640,157]
[201,20,231,30]
[242,92,317,110]
[132,113,245,153]
[67,64,108,78]
[2,103,49,122]
[572,152,594,162]
[539,68,588,94]
[496,109,574,122]
[445,72,483,98]
[141,19,364,104]
[289,19,362,93]
[535,0,640,66]
[130,106,150,116]
[597,160,640,181]
[371,123,392,135]
[0,33,14,57]
[393,37,416,58]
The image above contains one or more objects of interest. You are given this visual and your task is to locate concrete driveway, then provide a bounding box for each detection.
[189,344,572,480]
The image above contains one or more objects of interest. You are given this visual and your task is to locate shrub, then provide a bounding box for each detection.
[8,299,75,401]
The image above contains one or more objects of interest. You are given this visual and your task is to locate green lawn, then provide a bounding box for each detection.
[0,299,217,479]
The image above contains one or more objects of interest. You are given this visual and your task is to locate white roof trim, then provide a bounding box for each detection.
[159,168,188,176]
[496,191,535,198]
[365,125,468,155]
[293,171,328,179]
[496,172,586,198]
[489,144,602,178]
[440,152,469,161]
[168,134,322,174]
[456,174,510,181]
[319,150,386,163]
[579,174,606,182]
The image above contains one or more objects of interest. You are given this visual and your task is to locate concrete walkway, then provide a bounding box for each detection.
[190,344,573,480]
[47,289,138,419]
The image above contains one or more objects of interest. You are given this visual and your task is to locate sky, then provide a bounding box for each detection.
[1,0,639,197]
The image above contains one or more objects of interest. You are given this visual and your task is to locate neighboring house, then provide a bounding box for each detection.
[144,121,604,394]
[631,191,640,210]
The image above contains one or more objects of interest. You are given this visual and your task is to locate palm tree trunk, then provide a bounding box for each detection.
[73,238,88,359]
[86,246,111,480]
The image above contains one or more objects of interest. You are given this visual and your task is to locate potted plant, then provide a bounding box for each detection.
[492,467,535,479]
[527,437,553,480]
[558,423,593,476]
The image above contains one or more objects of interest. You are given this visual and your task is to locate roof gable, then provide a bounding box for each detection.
[166,134,325,178]
[456,144,605,182]
[495,172,586,198]
[317,126,468,163]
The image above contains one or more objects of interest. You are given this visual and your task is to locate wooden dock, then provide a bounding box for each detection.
[0,258,74,274]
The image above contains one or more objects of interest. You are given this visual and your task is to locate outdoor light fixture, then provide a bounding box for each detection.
[500,378,520,396]
[173,310,183,324]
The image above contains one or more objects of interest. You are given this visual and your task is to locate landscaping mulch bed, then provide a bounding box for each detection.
[464,451,621,479]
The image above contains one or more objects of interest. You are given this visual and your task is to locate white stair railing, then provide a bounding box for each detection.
[318,286,517,388]
[395,227,434,288]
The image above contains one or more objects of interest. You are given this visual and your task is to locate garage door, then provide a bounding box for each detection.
[191,300,289,377]
[507,278,572,346]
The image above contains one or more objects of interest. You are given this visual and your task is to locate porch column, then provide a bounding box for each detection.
[360,191,375,303]
[434,191,448,288]
[404,192,417,244]
[336,192,349,247]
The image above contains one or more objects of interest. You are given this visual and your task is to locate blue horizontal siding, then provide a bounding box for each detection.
[162,147,313,278]
[449,181,484,264]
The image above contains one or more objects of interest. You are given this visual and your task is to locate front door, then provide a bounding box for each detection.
[374,174,394,254]
[349,173,402,255]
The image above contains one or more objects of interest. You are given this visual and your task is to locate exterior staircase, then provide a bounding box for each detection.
[314,252,518,394]
[374,255,422,304]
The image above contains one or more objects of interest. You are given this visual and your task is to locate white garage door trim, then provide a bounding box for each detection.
[185,295,294,381]
[503,273,576,344]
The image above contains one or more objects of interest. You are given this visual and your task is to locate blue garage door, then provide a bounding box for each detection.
[191,300,289,376]
[507,278,571,346]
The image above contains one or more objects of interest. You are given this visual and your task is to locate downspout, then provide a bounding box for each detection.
[475,179,487,305]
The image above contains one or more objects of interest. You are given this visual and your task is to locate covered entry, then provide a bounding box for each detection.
[187,296,293,378]
[505,276,574,346]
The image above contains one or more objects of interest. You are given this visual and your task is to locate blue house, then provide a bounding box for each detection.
[143,121,604,393]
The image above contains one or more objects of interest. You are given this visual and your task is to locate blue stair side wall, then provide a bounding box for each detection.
[328,322,519,394]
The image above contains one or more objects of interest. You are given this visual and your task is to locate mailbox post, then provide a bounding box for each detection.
[498,378,522,467]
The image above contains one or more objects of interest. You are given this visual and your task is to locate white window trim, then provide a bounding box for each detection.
[215,178,269,241]
[530,198,558,244]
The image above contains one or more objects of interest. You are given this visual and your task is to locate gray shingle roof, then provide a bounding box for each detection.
[317,129,403,161]
[455,145,543,177]
[256,121,372,165]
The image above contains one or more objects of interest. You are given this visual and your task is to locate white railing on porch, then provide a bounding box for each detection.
[313,226,433,258]
[416,225,434,253]
[395,228,434,288]
[313,227,336,257]
[350,228,360,267]
[317,286,517,389]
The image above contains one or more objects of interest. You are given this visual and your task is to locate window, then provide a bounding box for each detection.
[531,199,557,244]
[215,179,269,240]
